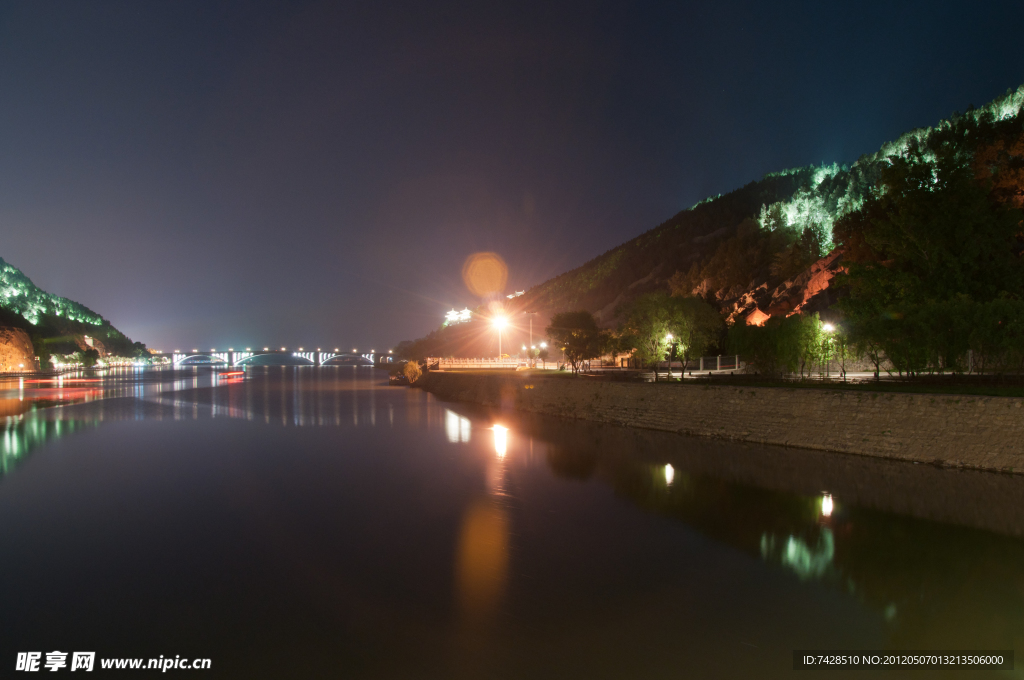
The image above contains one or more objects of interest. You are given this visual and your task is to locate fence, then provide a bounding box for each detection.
[428,357,524,370]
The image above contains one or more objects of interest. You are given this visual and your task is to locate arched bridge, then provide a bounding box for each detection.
[151,349,388,368]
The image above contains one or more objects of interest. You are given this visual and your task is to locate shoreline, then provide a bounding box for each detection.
[419,371,1024,475]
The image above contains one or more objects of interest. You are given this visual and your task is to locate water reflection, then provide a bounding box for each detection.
[486,406,1024,651]
[455,499,509,625]
[445,409,472,443]
[2,417,97,477]
[6,368,1024,669]
[491,424,507,458]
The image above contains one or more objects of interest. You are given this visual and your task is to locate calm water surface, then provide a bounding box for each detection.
[1,367,1023,679]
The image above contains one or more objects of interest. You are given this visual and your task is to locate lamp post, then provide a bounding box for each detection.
[492,316,508,363]
[822,323,835,378]
[666,333,674,381]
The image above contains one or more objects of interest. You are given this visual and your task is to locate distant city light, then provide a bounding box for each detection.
[264,347,269,351]
[281,347,286,351]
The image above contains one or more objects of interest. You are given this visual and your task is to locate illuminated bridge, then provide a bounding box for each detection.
[151,348,388,368]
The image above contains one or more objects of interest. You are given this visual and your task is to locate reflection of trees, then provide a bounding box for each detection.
[512,411,1024,651]
[1,416,97,479]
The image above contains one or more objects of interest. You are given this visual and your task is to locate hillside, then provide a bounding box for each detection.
[508,84,1024,327]
[398,83,1024,359]
[0,257,147,363]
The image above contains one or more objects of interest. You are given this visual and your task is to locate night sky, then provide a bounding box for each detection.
[2,1,1023,351]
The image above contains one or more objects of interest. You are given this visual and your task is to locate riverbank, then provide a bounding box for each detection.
[419,371,1024,473]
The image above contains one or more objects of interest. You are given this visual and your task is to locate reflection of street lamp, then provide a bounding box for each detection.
[492,424,508,457]
[821,493,834,517]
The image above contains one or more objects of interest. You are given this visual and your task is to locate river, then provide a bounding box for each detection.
[1,367,1022,678]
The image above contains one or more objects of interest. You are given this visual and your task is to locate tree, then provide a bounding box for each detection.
[671,296,724,368]
[618,293,676,380]
[619,292,724,380]
[728,314,823,377]
[835,139,1024,374]
[546,311,607,375]
[402,360,422,383]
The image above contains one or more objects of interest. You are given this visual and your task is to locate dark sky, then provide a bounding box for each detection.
[2,0,1023,351]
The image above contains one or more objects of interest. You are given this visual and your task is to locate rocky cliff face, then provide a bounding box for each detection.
[0,327,35,372]
[728,249,846,325]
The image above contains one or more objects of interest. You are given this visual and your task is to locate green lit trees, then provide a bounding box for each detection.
[619,292,723,379]
[835,137,1024,375]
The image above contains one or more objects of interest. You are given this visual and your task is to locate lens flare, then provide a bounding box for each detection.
[462,252,508,297]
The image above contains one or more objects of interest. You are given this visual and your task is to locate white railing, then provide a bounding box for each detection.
[430,357,523,369]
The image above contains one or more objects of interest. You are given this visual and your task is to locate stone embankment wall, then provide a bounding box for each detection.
[0,327,35,373]
[420,372,1024,473]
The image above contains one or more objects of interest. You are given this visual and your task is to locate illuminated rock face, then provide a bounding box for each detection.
[0,327,35,373]
[730,249,845,325]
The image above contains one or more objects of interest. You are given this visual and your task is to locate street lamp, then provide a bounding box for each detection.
[493,317,509,360]
[821,323,835,377]
[665,333,677,380]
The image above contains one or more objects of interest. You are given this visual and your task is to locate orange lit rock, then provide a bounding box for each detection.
[731,249,846,325]
[0,327,35,372]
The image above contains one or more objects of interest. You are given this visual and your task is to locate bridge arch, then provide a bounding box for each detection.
[175,354,228,366]
[320,353,374,366]
[234,353,315,366]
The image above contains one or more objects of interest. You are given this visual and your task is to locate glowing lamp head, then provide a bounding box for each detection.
[823,323,835,333]
[540,342,547,348]
[666,333,673,341]
[493,316,508,330]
